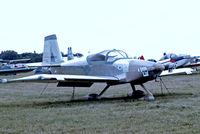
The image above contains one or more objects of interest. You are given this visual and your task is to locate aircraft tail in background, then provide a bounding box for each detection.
[67,47,74,60]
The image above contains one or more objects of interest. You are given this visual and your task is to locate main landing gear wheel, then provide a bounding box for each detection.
[85,85,110,100]
[85,94,101,100]
[127,90,145,99]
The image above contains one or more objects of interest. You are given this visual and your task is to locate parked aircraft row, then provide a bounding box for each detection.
[0,34,198,101]
[0,59,34,75]
[158,53,200,70]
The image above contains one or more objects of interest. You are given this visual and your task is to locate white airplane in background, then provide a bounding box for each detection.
[159,53,200,70]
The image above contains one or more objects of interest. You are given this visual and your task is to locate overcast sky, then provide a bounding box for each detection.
[0,0,200,60]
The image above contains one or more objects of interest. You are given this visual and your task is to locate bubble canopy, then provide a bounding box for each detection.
[87,49,129,63]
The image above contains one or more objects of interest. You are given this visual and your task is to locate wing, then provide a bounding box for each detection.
[9,59,31,64]
[0,68,34,75]
[160,68,193,76]
[1,74,119,84]
[184,62,200,68]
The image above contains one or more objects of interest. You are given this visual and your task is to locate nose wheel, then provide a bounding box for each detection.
[129,83,155,101]
[127,90,145,98]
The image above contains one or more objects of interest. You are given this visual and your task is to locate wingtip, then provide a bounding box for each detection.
[186,71,192,75]
[1,79,8,83]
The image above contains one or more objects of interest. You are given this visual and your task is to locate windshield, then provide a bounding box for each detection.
[106,49,128,62]
[87,49,129,63]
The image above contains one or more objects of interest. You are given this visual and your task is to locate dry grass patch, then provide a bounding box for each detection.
[0,73,199,133]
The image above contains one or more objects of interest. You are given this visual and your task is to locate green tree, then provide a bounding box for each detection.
[0,50,19,60]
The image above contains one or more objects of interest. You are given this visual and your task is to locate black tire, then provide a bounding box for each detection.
[131,90,145,99]
[88,94,100,100]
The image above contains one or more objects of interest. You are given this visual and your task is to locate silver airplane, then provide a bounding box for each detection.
[1,34,183,101]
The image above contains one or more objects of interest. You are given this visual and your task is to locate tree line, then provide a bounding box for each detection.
[0,50,83,63]
[0,50,43,62]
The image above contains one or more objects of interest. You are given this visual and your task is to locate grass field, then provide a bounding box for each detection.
[0,73,199,134]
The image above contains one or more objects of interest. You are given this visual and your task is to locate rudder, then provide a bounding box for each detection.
[42,34,64,66]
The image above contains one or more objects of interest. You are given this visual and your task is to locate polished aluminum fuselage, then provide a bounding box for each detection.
[48,57,164,85]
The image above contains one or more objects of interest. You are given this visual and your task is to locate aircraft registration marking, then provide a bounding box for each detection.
[139,67,149,77]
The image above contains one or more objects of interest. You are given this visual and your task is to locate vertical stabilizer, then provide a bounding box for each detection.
[42,34,63,66]
[67,47,74,60]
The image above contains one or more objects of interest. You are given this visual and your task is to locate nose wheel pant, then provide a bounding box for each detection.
[130,82,154,100]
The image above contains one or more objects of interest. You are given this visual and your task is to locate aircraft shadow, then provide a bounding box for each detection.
[0,92,194,108]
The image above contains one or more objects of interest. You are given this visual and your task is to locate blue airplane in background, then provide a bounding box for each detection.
[0,59,34,75]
